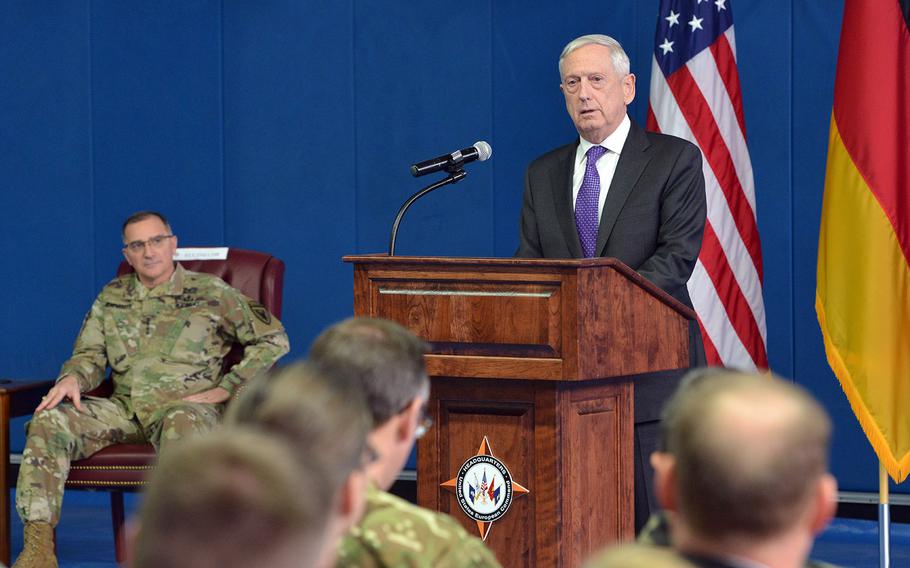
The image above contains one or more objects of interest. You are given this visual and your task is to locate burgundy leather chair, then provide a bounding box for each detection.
[62,248,285,562]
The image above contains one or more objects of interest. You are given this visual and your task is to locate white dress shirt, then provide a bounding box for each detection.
[572,114,632,223]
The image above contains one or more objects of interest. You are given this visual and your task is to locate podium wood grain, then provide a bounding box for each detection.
[345,255,692,567]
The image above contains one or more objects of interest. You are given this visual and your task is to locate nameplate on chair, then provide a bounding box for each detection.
[175,248,229,261]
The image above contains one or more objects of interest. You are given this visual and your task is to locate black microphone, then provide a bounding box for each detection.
[410,141,492,177]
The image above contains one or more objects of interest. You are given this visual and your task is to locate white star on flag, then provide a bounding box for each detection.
[659,38,674,54]
[648,0,768,370]
[665,10,680,27]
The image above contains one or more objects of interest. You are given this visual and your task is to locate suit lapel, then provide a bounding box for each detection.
[595,121,652,256]
[552,140,584,258]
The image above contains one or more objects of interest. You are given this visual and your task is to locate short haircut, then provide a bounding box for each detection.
[661,369,832,539]
[134,428,329,568]
[559,34,631,78]
[224,361,372,484]
[122,210,172,240]
[309,318,429,426]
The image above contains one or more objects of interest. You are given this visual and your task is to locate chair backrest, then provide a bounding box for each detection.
[116,248,285,318]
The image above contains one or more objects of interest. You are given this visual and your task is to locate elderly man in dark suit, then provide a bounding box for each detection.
[517,33,708,532]
[517,33,707,364]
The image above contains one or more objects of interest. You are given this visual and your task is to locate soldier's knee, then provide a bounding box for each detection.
[27,407,73,436]
[161,405,207,434]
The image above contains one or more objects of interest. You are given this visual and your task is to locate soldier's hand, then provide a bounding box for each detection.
[36,375,83,412]
[182,387,230,404]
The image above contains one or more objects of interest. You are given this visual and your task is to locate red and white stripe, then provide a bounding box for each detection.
[647,27,768,369]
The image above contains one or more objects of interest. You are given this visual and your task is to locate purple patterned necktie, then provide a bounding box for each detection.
[575,145,607,257]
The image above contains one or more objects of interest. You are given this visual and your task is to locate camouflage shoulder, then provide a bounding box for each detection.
[181,268,232,292]
[806,561,843,568]
[636,511,672,547]
[337,489,501,567]
[96,274,136,302]
[583,544,696,568]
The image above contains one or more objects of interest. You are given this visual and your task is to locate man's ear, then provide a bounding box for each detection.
[809,473,838,535]
[651,451,678,512]
[395,398,422,443]
[622,72,636,105]
[335,471,367,531]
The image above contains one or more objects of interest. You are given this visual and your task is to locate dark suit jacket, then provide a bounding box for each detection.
[516,120,706,311]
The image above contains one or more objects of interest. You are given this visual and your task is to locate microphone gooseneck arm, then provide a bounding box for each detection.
[388,170,468,256]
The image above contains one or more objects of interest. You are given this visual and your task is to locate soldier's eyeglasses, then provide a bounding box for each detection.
[124,234,174,253]
[415,405,433,440]
[360,443,380,468]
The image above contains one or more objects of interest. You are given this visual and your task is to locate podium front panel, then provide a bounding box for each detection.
[347,256,690,567]
[372,279,562,358]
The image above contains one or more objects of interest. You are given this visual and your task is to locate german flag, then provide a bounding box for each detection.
[817,0,910,481]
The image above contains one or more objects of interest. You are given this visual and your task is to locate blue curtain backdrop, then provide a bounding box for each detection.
[1,0,883,491]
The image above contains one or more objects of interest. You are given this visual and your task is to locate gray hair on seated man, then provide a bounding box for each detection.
[651,369,837,568]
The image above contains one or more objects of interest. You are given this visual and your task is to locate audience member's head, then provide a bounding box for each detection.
[132,428,329,568]
[309,317,429,490]
[652,369,837,567]
[224,361,373,567]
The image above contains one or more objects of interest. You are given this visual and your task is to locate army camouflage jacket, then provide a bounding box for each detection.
[637,512,843,568]
[58,264,290,425]
[336,484,502,568]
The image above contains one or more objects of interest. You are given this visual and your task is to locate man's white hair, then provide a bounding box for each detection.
[558,34,631,78]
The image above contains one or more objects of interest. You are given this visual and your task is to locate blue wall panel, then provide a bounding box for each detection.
[354,1,494,259]
[222,1,356,356]
[736,0,795,378]
[89,0,225,284]
[1,2,96,453]
[0,2,95,376]
[0,0,899,491]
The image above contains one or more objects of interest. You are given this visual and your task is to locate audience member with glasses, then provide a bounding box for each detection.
[309,318,502,567]
[13,210,290,568]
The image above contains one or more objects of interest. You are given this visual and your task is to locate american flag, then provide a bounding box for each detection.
[647,0,767,369]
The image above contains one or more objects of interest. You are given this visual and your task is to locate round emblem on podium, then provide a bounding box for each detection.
[454,454,514,523]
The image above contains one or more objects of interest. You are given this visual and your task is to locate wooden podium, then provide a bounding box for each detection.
[344,255,693,567]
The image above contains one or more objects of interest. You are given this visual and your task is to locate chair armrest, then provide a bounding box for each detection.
[0,379,56,418]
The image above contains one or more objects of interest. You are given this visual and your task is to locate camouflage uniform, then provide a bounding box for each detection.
[637,512,842,568]
[336,484,501,568]
[16,264,290,525]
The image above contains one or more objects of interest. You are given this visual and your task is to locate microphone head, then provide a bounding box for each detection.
[473,141,492,161]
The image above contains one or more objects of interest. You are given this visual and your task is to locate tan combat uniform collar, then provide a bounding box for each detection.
[127,262,185,299]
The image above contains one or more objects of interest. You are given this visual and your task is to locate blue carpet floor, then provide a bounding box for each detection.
[7,490,910,567]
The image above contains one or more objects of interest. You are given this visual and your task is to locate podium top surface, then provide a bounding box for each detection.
[343,254,695,321]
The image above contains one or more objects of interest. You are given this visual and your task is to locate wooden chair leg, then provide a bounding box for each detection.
[111,491,126,563]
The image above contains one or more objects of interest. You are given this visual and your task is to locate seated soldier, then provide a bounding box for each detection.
[224,361,374,567]
[131,427,335,568]
[14,211,289,568]
[308,317,502,567]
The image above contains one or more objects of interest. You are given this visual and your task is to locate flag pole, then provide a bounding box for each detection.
[879,461,890,568]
